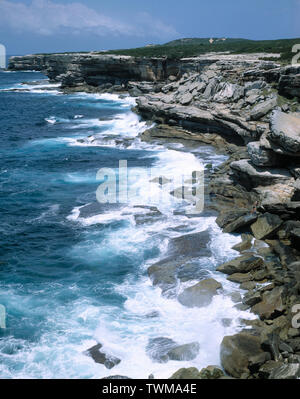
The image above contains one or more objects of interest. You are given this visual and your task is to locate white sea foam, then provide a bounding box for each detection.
[93,278,254,379]
[45,117,57,124]
[0,80,61,94]
[63,104,255,379]
[73,92,136,107]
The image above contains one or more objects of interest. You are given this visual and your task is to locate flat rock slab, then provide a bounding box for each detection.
[85,344,121,370]
[178,278,222,308]
[146,337,200,363]
[230,159,293,188]
[167,230,211,257]
[147,256,186,294]
[227,273,254,284]
[167,343,200,361]
[217,253,263,275]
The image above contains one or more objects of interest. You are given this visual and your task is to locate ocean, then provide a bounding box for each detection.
[0,71,254,379]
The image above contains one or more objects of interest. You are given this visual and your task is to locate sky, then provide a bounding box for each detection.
[0,0,300,55]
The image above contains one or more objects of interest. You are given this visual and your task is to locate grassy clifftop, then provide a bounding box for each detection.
[106,37,300,63]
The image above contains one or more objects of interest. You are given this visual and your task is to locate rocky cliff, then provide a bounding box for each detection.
[8,52,216,87]
[8,50,300,379]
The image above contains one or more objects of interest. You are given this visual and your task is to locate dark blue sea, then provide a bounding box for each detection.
[0,71,252,378]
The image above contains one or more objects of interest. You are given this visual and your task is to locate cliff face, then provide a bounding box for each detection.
[8,53,215,87]
[9,52,300,101]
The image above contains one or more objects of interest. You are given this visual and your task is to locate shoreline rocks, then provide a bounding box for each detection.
[146,337,200,363]
[178,278,222,308]
[85,343,121,370]
[9,51,300,379]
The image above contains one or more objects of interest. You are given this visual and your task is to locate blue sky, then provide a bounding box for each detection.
[1,0,300,55]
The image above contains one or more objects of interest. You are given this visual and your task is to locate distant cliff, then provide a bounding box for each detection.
[8,53,217,87]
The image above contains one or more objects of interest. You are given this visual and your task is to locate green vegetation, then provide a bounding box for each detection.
[33,37,300,65]
[277,94,300,112]
[106,37,300,63]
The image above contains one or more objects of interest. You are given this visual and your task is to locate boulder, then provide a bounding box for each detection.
[243,291,262,307]
[168,230,211,257]
[177,260,212,283]
[147,257,181,294]
[247,141,282,167]
[255,184,296,206]
[251,286,286,320]
[232,234,253,252]
[146,337,177,363]
[178,278,222,308]
[198,366,225,379]
[146,337,200,363]
[221,332,268,378]
[217,254,263,275]
[223,213,258,233]
[214,82,244,103]
[167,342,200,361]
[169,366,224,380]
[245,80,267,92]
[216,209,248,229]
[250,213,283,240]
[169,368,202,379]
[230,292,242,303]
[278,73,300,100]
[250,97,277,121]
[240,281,257,290]
[269,111,300,155]
[179,92,193,105]
[203,78,219,99]
[227,273,254,284]
[264,239,298,266]
[246,94,262,105]
[85,344,121,370]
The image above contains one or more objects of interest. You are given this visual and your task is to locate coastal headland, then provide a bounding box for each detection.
[8,47,300,380]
